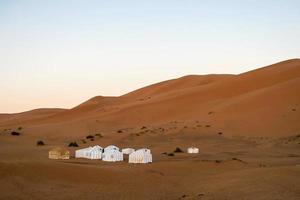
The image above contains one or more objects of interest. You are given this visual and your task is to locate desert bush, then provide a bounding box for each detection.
[18,127,22,130]
[174,147,184,153]
[11,131,20,136]
[81,139,86,144]
[117,130,123,133]
[37,140,45,146]
[68,142,79,147]
[167,153,175,156]
[86,135,94,139]
[218,132,223,135]
[141,126,147,130]
[95,133,103,138]
[205,125,211,128]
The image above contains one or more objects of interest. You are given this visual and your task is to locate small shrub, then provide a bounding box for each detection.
[218,132,223,135]
[81,139,86,144]
[18,127,22,130]
[162,152,167,155]
[68,142,79,147]
[215,160,222,163]
[141,126,147,130]
[36,140,45,146]
[205,125,211,128]
[117,130,123,133]
[174,147,184,153]
[86,135,94,139]
[95,133,103,138]
[11,131,20,136]
[90,138,94,141]
[167,153,175,156]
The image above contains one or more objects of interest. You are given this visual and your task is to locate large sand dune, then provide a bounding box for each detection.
[0,59,299,200]
[1,59,299,138]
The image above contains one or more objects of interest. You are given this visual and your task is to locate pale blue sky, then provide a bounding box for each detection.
[0,0,299,113]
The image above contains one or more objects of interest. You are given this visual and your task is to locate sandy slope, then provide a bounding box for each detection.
[0,59,299,199]
[2,59,299,138]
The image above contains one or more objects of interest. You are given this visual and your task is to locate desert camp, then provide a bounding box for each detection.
[1,1,300,199]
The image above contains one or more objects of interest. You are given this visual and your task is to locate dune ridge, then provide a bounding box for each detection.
[0,59,299,137]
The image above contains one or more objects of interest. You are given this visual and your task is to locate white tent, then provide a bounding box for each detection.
[89,145,103,159]
[122,148,135,155]
[104,145,119,152]
[102,149,123,162]
[75,145,103,159]
[187,147,199,154]
[129,148,152,164]
[75,147,92,158]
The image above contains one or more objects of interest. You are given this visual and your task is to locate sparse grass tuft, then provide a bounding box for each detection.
[86,135,94,139]
[37,140,45,146]
[95,133,103,138]
[174,147,184,153]
[11,131,20,136]
[68,142,79,147]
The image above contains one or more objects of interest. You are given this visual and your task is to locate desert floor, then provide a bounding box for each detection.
[1,59,300,199]
[0,127,299,200]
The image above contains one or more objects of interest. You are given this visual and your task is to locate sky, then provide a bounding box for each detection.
[0,0,299,113]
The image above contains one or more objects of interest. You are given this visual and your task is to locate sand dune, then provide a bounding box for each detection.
[0,59,299,138]
[1,59,300,200]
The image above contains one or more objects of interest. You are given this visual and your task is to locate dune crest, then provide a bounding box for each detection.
[0,59,299,137]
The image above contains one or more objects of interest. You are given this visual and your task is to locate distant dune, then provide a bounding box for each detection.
[0,59,299,138]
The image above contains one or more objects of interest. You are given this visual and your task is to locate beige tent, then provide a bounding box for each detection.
[49,147,70,159]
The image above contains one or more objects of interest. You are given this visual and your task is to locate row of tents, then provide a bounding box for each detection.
[75,145,152,163]
[49,145,199,163]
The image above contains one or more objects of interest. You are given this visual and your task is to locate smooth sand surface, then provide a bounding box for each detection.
[0,59,299,199]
